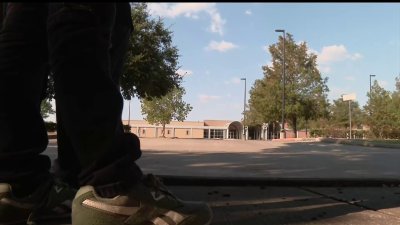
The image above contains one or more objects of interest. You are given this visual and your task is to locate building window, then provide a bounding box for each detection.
[142,129,145,134]
[204,130,209,139]
[186,130,190,135]
[167,130,170,135]
[210,129,223,139]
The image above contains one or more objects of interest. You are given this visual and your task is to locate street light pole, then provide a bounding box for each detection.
[275,29,286,139]
[349,99,352,139]
[128,99,131,127]
[369,74,376,97]
[369,75,376,117]
[241,78,247,140]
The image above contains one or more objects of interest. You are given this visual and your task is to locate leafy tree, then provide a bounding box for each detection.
[121,3,181,100]
[328,98,363,137]
[41,3,181,102]
[390,90,400,138]
[395,75,400,91]
[391,88,400,138]
[364,81,394,138]
[246,79,281,126]
[40,99,55,120]
[246,33,329,137]
[141,87,192,137]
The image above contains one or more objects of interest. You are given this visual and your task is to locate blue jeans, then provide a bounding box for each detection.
[0,3,142,196]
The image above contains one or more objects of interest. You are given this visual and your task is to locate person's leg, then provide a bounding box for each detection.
[53,2,141,190]
[0,4,76,225]
[110,2,142,164]
[47,3,142,196]
[47,3,211,225]
[0,3,51,195]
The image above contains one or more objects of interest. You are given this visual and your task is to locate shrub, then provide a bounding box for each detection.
[45,121,57,132]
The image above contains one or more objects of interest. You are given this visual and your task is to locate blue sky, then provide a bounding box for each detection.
[121,3,400,122]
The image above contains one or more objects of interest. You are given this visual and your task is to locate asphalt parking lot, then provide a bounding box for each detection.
[44,138,400,225]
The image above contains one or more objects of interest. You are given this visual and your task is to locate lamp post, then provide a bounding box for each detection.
[369,74,376,96]
[275,29,286,139]
[128,99,131,127]
[342,93,356,139]
[241,78,247,140]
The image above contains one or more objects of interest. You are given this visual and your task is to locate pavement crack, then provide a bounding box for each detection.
[299,187,377,211]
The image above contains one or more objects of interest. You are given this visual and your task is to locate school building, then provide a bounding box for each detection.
[122,120,310,140]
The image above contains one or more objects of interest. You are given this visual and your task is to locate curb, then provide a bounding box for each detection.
[159,175,400,187]
[320,138,400,149]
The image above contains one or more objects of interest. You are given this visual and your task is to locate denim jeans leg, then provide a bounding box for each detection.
[47,3,142,193]
[0,3,51,187]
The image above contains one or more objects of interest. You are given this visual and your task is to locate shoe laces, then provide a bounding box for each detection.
[143,174,177,201]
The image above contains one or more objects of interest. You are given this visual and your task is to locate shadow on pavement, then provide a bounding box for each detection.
[138,142,400,179]
[171,185,400,225]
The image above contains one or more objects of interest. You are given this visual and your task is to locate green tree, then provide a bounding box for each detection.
[40,99,55,120]
[141,87,192,137]
[364,81,394,138]
[246,33,329,137]
[328,98,363,138]
[246,78,281,126]
[121,3,181,100]
[391,78,400,138]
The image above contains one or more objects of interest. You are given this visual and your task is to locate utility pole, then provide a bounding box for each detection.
[275,29,286,139]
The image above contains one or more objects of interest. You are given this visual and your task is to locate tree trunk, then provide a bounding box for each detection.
[162,123,166,138]
[305,119,308,138]
[292,116,298,138]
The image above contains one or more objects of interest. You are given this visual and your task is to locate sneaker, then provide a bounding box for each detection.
[0,178,77,225]
[72,174,213,225]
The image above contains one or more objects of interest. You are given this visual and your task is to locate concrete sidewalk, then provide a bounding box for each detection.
[42,185,400,225]
[168,185,400,225]
[44,139,400,224]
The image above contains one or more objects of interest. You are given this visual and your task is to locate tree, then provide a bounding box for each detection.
[364,81,394,138]
[41,3,181,102]
[39,3,182,129]
[40,99,55,120]
[328,98,363,138]
[246,33,329,137]
[141,87,192,137]
[390,89,400,138]
[121,3,181,100]
[391,78,400,138]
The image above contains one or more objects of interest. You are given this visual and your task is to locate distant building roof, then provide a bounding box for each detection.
[122,119,241,129]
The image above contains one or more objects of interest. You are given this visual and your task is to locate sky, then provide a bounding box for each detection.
[49,3,400,123]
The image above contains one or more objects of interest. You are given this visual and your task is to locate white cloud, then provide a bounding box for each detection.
[176,69,193,76]
[198,94,221,103]
[147,3,225,35]
[208,7,226,35]
[245,10,252,15]
[378,80,388,88]
[147,3,214,18]
[317,45,363,64]
[312,45,362,74]
[206,40,238,52]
